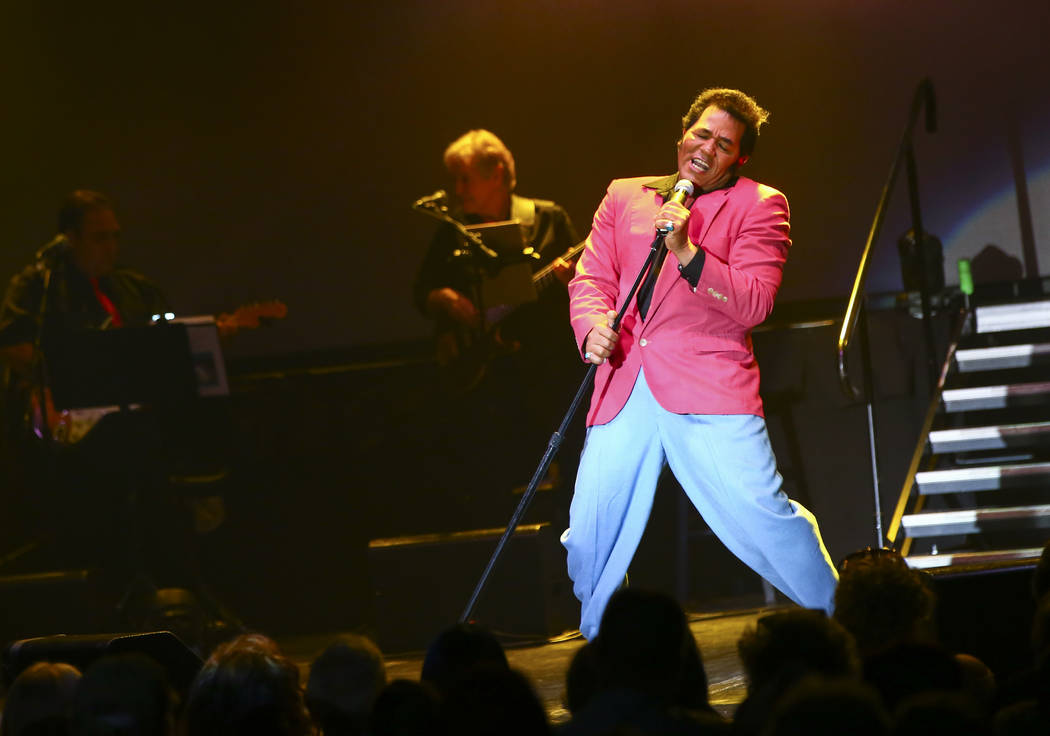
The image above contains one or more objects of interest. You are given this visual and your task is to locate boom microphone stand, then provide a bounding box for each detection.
[412,194,500,331]
[458,225,673,624]
[1,239,66,571]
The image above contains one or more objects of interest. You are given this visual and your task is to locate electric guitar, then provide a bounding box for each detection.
[439,243,586,393]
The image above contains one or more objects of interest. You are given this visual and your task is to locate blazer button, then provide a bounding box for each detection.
[640,338,648,347]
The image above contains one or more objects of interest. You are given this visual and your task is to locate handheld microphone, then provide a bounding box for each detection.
[669,179,694,206]
[412,190,448,209]
[656,180,695,233]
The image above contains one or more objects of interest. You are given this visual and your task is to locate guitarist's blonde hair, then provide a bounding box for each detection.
[443,130,517,191]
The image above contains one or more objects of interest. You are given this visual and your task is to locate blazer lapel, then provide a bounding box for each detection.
[646,187,731,319]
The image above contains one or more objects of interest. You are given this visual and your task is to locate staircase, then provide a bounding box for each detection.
[889,297,1050,570]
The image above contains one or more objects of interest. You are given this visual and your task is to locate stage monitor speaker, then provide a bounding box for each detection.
[925,560,1037,679]
[2,631,203,694]
[0,569,115,646]
[367,522,576,653]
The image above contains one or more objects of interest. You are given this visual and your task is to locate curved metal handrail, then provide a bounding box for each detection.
[837,78,937,399]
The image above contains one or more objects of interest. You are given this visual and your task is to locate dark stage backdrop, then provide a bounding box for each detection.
[2,0,1049,357]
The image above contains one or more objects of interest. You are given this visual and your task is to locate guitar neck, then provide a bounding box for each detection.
[532,242,587,292]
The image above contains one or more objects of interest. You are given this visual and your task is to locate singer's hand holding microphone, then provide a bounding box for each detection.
[656,179,697,264]
[584,180,696,366]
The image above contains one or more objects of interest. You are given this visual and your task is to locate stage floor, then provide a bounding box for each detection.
[283,604,781,724]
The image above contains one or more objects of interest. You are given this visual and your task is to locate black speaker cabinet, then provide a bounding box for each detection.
[2,631,203,694]
[926,560,1037,679]
[367,522,576,652]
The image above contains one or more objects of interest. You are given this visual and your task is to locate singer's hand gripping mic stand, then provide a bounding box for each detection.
[458,223,675,625]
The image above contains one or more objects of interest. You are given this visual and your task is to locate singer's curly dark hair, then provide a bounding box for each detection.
[681,88,770,158]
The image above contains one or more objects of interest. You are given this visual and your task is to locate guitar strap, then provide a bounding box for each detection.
[510,195,537,238]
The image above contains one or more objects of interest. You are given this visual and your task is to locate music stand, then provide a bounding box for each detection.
[465,219,538,324]
[40,323,230,640]
[43,323,198,412]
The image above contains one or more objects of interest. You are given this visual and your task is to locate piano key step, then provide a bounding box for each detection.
[916,461,1050,494]
[942,381,1050,412]
[976,300,1050,333]
[901,504,1050,537]
[929,421,1050,453]
[955,343,1050,372]
[906,547,1043,570]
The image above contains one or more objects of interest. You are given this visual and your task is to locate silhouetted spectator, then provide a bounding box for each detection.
[835,547,1000,717]
[764,676,890,736]
[183,633,311,736]
[440,666,551,736]
[833,547,936,657]
[993,650,1050,736]
[0,661,81,736]
[70,653,175,736]
[1031,594,1050,659]
[956,653,997,718]
[305,634,386,736]
[560,589,728,736]
[594,588,712,711]
[564,642,599,716]
[894,690,990,736]
[732,608,860,736]
[996,568,1050,710]
[420,623,508,697]
[368,679,440,736]
[864,641,963,714]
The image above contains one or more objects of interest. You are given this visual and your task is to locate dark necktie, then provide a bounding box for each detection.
[635,238,667,321]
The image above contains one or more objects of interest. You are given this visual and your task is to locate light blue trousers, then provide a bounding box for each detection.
[562,369,839,640]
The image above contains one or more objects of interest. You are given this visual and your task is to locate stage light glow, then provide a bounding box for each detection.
[943,163,1050,284]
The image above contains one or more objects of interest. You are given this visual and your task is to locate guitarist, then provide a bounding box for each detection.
[412,129,580,370]
[411,130,584,526]
[0,190,170,427]
[0,190,225,576]
[0,190,269,414]
[0,190,170,571]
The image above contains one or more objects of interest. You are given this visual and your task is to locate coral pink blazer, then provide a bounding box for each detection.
[569,175,791,426]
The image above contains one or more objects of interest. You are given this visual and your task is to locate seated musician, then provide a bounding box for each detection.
[0,189,168,383]
[0,190,222,575]
[412,129,580,368]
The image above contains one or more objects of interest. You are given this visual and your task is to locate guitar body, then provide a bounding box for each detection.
[435,243,584,395]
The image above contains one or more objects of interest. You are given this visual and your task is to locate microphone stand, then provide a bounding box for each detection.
[15,250,62,566]
[30,253,60,448]
[413,202,500,262]
[459,228,670,624]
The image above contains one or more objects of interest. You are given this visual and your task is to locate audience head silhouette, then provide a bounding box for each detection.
[184,633,312,736]
[420,623,509,696]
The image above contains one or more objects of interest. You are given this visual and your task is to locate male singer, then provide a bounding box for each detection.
[563,87,838,639]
